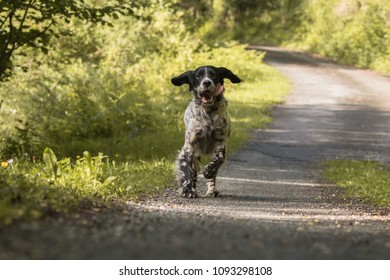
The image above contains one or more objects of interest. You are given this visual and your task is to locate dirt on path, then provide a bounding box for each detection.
[1,47,390,259]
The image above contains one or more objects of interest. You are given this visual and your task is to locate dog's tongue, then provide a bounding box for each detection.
[211,83,224,97]
[201,84,224,104]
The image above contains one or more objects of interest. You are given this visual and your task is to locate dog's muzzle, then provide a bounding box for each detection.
[199,83,224,105]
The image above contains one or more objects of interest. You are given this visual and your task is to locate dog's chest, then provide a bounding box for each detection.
[184,100,230,153]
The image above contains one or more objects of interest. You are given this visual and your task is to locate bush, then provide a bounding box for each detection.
[0,1,196,157]
[0,0,281,159]
[189,0,390,74]
[296,0,390,73]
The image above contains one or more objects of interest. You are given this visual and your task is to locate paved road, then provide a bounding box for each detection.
[1,47,390,259]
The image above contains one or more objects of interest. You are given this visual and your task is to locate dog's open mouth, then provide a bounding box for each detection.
[200,84,224,105]
[200,94,215,104]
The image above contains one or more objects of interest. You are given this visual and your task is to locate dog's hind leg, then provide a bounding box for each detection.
[175,144,198,198]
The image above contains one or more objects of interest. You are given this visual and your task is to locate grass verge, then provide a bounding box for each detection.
[324,160,390,208]
[0,150,174,224]
[228,65,290,151]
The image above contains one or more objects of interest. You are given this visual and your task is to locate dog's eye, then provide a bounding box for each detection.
[195,73,202,79]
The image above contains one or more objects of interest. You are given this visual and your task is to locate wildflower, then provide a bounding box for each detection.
[2,159,13,168]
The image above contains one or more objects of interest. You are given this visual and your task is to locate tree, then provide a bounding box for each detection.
[0,0,136,81]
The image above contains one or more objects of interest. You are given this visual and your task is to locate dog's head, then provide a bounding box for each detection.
[171,66,242,106]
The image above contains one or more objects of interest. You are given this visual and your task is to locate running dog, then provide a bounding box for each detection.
[171,66,242,198]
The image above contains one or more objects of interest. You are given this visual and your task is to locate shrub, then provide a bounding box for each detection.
[188,0,390,74]
[296,0,390,73]
[0,0,282,159]
[0,1,197,157]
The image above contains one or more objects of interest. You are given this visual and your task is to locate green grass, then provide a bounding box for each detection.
[0,61,290,225]
[0,149,173,224]
[324,160,390,208]
[228,66,290,151]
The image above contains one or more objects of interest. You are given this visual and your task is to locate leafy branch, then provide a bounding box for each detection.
[0,0,138,81]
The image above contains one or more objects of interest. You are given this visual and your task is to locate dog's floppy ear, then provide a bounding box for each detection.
[218,67,242,84]
[171,71,194,92]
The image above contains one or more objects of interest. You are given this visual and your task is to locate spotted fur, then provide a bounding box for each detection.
[171,66,242,198]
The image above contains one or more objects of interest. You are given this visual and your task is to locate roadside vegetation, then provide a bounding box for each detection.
[193,0,390,75]
[0,1,290,224]
[324,160,390,208]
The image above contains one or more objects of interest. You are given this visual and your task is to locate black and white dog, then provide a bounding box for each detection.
[171,66,242,198]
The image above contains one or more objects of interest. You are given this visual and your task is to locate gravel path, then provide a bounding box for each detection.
[1,47,390,259]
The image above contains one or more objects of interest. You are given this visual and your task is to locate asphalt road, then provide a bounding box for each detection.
[1,47,390,259]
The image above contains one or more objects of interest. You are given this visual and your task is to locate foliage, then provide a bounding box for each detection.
[0,3,286,159]
[0,148,173,224]
[0,0,134,81]
[324,160,390,208]
[189,0,390,74]
[294,0,390,73]
[186,0,306,45]
[0,0,137,81]
[0,1,189,157]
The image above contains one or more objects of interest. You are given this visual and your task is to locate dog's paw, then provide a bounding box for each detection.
[179,183,198,199]
[181,188,198,199]
[203,164,218,179]
[205,189,221,198]
[185,190,199,199]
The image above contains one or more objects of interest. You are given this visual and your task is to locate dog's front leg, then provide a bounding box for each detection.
[203,144,225,197]
[206,177,221,197]
[175,144,198,198]
[203,144,226,179]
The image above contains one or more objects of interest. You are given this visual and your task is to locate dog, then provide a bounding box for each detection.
[171,66,242,198]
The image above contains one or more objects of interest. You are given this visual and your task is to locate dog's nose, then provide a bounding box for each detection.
[203,80,212,87]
